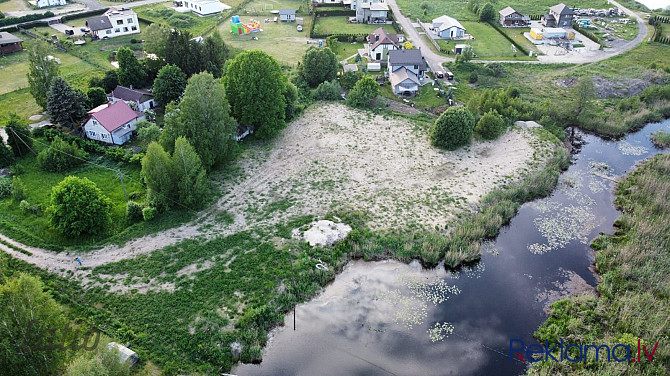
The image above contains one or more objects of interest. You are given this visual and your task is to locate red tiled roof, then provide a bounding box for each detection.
[89,101,140,132]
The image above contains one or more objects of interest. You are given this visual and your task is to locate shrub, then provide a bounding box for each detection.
[313,80,341,101]
[37,136,88,172]
[19,200,42,215]
[475,109,505,140]
[126,201,144,223]
[430,107,476,150]
[47,176,112,237]
[469,72,478,84]
[346,75,379,108]
[142,206,157,221]
[0,178,11,199]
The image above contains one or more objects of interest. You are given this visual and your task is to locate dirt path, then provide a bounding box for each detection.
[0,105,550,286]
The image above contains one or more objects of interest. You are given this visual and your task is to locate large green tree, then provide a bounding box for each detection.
[479,3,496,22]
[346,75,379,108]
[47,176,112,237]
[4,113,33,158]
[172,137,208,209]
[0,273,68,376]
[116,47,146,88]
[223,50,287,139]
[27,41,60,110]
[47,77,87,128]
[202,31,229,78]
[141,142,176,212]
[153,64,187,106]
[301,47,339,88]
[161,72,236,171]
[86,87,107,109]
[430,106,476,150]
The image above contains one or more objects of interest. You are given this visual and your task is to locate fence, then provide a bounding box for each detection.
[487,21,529,56]
[18,26,66,51]
[417,19,441,52]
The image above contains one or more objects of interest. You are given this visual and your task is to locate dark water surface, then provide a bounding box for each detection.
[235,120,670,376]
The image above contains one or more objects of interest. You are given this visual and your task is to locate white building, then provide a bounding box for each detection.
[35,0,67,8]
[83,101,144,145]
[431,15,466,39]
[352,0,388,24]
[173,0,225,16]
[86,8,140,39]
[388,49,426,96]
[367,27,403,61]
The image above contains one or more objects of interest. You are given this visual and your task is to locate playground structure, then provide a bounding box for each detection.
[231,15,262,35]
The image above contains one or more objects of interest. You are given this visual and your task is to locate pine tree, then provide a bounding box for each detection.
[47,77,86,128]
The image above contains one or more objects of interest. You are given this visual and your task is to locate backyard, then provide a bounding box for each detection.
[134,1,225,36]
[313,16,396,36]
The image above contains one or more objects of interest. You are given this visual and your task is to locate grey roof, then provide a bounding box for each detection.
[550,3,575,15]
[87,16,112,31]
[279,9,295,16]
[388,49,426,69]
[390,67,420,88]
[499,6,519,17]
[109,85,153,103]
[343,64,358,73]
[0,32,23,45]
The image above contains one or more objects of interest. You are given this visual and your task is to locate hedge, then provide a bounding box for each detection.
[572,21,602,46]
[0,11,54,27]
[311,32,368,41]
[488,21,530,56]
[315,10,355,17]
[38,128,144,166]
[61,8,108,22]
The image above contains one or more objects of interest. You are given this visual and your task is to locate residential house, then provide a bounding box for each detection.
[313,0,343,4]
[431,15,466,39]
[0,32,23,54]
[499,6,530,27]
[35,0,66,8]
[542,3,575,27]
[87,8,140,39]
[173,0,225,16]
[108,85,156,112]
[279,9,296,22]
[352,0,388,24]
[388,49,426,96]
[83,101,144,145]
[367,27,403,61]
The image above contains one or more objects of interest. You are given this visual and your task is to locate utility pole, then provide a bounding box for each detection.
[118,171,128,201]
[288,248,296,331]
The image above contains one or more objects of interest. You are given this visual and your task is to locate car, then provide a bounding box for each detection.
[435,71,444,79]
[80,27,90,33]
[446,72,454,80]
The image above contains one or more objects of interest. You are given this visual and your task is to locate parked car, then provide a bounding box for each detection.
[80,27,90,33]
[65,29,74,36]
[435,71,445,79]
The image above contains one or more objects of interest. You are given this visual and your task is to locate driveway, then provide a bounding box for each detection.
[386,0,452,74]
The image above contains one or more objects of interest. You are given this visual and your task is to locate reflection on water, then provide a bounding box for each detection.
[236,119,670,376]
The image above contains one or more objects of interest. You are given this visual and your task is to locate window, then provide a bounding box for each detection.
[127,18,133,23]
[116,19,123,25]
[101,134,108,139]
[105,30,112,34]
[131,26,137,31]
[88,131,96,137]
[123,27,129,32]
[414,65,418,69]
[115,28,120,33]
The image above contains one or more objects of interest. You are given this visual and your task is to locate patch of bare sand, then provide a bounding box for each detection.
[0,104,549,292]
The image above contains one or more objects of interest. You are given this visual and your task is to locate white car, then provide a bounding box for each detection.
[297,25,303,32]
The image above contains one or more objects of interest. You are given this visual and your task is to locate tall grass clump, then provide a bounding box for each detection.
[651,130,670,148]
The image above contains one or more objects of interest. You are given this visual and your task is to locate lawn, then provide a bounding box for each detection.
[134,1,225,36]
[0,38,103,96]
[460,21,532,59]
[313,16,396,36]
[495,26,542,55]
[329,41,364,61]
[397,0,610,22]
[0,0,29,13]
[379,80,447,110]
[217,0,314,66]
[0,89,41,121]
[0,138,145,248]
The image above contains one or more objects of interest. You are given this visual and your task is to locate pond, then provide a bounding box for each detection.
[235,119,670,376]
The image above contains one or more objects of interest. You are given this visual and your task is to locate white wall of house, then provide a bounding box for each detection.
[182,0,223,16]
[393,81,419,95]
[84,117,142,145]
[99,12,140,38]
[109,97,155,112]
[36,0,66,8]
[368,43,398,61]
[437,26,465,39]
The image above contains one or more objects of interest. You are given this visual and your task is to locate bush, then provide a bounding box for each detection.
[142,206,157,221]
[340,70,361,90]
[346,75,379,108]
[0,178,11,199]
[475,109,505,140]
[126,201,144,223]
[47,176,112,237]
[469,72,478,84]
[19,200,42,215]
[430,107,476,150]
[313,80,342,101]
[37,136,88,172]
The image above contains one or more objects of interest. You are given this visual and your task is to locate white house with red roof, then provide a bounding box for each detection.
[83,101,144,145]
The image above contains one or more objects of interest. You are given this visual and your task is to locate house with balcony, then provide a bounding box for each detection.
[87,8,140,39]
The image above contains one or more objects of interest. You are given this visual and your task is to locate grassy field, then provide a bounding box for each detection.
[0,89,41,121]
[329,41,364,61]
[379,82,447,110]
[217,0,313,66]
[0,0,29,12]
[460,21,535,59]
[397,0,610,22]
[532,154,670,375]
[313,16,396,35]
[135,1,225,36]
[495,26,542,55]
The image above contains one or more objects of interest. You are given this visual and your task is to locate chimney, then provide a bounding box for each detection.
[129,84,133,90]
[376,35,379,41]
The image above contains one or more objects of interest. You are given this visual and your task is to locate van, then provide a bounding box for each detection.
[435,71,444,79]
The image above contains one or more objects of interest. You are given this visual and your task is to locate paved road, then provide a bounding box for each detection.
[386,0,452,74]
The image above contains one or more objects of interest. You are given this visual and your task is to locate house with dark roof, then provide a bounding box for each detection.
[87,8,140,39]
[108,85,156,112]
[499,6,530,27]
[83,101,145,145]
[279,9,296,22]
[0,32,24,54]
[388,49,426,96]
[542,3,575,27]
[367,27,404,61]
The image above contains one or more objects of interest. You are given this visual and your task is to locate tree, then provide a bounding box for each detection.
[136,120,161,144]
[141,142,175,212]
[4,113,33,157]
[301,47,339,88]
[202,31,229,78]
[142,23,170,57]
[283,80,299,122]
[0,273,68,376]
[86,87,107,109]
[404,41,414,49]
[430,106,476,150]
[313,80,342,101]
[47,77,86,128]
[64,347,130,376]
[475,109,505,140]
[224,50,286,140]
[47,176,112,237]
[340,70,361,90]
[172,137,208,209]
[162,72,236,171]
[27,41,59,110]
[346,75,379,107]
[116,47,146,88]
[479,3,496,22]
[37,136,88,172]
[455,45,473,64]
[153,64,187,106]
[0,141,14,168]
[101,70,118,93]
[572,76,596,126]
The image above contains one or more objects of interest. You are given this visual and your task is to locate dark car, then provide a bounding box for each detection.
[80,27,90,33]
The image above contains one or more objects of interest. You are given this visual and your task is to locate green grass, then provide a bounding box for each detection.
[379,82,447,110]
[330,41,363,61]
[0,89,41,121]
[460,21,528,59]
[651,129,670,148]
[313,16,396,36]
[217,0,314,66]
[532,154,670,375]
[0,0,29,12]
[135,1,225,36]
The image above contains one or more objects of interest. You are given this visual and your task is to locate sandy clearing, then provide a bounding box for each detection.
[0,104,548,291]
